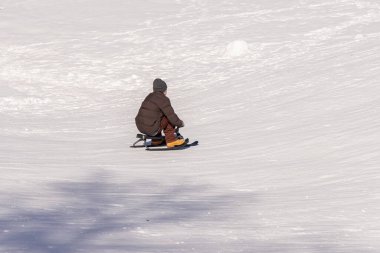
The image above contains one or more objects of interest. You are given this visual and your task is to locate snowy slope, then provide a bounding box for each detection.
[1,0,380,252]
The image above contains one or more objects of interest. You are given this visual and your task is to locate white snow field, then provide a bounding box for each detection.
[1,0,380,252]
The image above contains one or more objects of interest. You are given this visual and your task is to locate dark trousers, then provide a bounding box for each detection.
[155,116,176,143]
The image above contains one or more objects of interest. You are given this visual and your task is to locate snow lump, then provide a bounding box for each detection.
[224,40,250,57]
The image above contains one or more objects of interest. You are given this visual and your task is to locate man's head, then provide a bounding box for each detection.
[153,78,167,93]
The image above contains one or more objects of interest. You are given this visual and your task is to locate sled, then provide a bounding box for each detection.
[130,130,198,151]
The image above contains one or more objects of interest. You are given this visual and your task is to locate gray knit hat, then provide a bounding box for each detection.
[153,78,167,92]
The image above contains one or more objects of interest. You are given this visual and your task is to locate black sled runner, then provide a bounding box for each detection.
[130,129,198,151]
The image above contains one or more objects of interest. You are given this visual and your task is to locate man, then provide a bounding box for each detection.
[135,78,185,148]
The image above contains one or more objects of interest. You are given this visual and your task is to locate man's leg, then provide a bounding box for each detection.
[151,132,164,146]
[160,116,177,144]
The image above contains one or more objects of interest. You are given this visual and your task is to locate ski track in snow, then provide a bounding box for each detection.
[1,0,380,252]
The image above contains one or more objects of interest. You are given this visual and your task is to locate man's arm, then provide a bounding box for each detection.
[159,97,184,127]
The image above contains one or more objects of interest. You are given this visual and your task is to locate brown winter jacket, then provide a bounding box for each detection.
[135,91,183,136]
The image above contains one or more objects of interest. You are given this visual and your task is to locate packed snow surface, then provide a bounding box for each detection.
[1,0,380,252]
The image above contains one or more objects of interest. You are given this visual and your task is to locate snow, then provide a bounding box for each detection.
[224,40,250,57]
[1,0,380,252]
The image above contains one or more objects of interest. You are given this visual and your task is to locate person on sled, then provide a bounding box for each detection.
[135,78,185,148]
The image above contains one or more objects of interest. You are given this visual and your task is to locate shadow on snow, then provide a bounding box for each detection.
[0,172,369,253]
